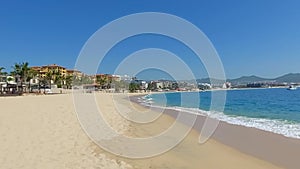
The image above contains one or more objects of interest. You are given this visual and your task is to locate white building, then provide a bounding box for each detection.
[222,82,232,89]
[140,81,148,89]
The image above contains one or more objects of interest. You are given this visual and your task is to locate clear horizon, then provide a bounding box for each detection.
[1,1,300,79]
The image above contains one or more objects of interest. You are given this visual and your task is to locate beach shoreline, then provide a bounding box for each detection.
[130,94,300,169]
[0,92,295,169]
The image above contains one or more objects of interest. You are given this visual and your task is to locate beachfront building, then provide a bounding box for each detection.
[66,69,83,79]
[223,82,232,89]
[160,80,175,89]
[198,83,212,90]
[140,81,148,90]
[95,74,121,84]
[93,74,121,89]
[131,80,148,90]
[30,66,42,73]
[155,81,163,89]
[120,75,132,82]
[31,64,67,78]
[40,64,67,78]
[129,79,148,92]
[112,75,121,82]
[0,75,6,93]
[29,66,42,86]
[0,76,19,95]
[30,64,67,86]
[146,80,178,91]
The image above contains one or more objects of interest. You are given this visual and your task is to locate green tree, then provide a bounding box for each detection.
[0,67,5,94]
[113,80,129,92]
[45,70,54,89]
[45,69,63,89]
[0,67,7,82]
[129,83,139,93]
[0,67,5,75]
[82,75,93,85]
[11,62,30,92]
[38,77,48,94]
[26,69,38,92]
[54,71,63,88]
[147,82,156,91]
[65,75,73,89]
[73,75,93,86]
[96,76,108,89]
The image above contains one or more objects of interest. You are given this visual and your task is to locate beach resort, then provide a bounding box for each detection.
[2,1,300,169]
[1,61,300,168]
[1,92,300,169]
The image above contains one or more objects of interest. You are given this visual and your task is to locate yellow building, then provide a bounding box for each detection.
[31,64,67,78]
[66,69,83,79]
[41,64,67,77]
[30,66,41,74]
[30,64,68,86]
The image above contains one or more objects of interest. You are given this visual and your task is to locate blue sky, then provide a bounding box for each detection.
[0,0,299,79]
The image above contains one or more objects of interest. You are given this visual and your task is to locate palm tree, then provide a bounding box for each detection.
[129,82,139,93]
[11,64,21,76]
[38,76,47,94]
[21,62,30,90]
[81,75,93,85]
[65,75,73,89]
[0,67,5,75]
[26,69,38,92]
[53,70,63,88]
[11,63,22,92]
[45,69,63,89]
[45,70,54,89]
[12,62,30,92]
[0,67,5,94]
[0,67,6,82]
[97,75,108,89]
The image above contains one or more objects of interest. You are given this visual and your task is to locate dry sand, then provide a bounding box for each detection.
[0,94,132,169]
[0,93,291,169]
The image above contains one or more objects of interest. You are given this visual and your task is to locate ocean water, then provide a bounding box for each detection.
[140,88,300,139]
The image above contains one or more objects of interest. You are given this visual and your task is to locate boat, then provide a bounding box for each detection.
[287,85,297,90]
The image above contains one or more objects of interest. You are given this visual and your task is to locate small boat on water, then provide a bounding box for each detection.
[287,85,297,90]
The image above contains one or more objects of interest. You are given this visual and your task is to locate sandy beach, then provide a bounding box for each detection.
[0,93,297,169]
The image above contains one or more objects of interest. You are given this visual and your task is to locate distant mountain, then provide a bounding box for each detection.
[196,78,226,84]
[228,75,271,85]
[274,73,300,83]
[195,73,300,85]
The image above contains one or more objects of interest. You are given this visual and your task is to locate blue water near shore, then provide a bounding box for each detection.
[140,88,300,139]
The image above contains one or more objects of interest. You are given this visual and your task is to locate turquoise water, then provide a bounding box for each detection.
[141,88,300,138]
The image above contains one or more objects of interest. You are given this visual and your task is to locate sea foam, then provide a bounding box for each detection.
[139,95,300,139]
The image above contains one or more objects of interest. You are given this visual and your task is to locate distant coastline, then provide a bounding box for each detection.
[1,62,299,95]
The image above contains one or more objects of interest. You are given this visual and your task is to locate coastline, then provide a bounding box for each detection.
[0,92,295,169]
[138,88,300,139]
[130,93,300,169]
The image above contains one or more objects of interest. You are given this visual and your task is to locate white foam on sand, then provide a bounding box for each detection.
[139,96,300,139]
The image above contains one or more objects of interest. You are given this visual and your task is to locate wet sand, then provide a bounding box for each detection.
[129,94,300,169]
